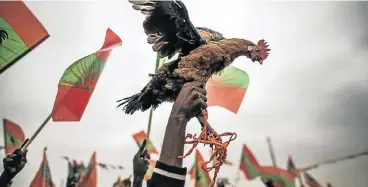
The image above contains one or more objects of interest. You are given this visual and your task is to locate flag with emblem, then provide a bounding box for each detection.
[51,28,122,121]
[0,1,49,74]
[30,147,56,187]
[2,119,25,155]
[132,130,159,155]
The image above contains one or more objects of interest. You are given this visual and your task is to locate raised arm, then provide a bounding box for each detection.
[133,140,150,187]
[0,139,28,186]
[147,82,207,187]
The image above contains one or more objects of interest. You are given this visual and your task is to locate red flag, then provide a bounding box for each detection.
[287,156,300,177]
[0,1,49,74]
[52,28,122,121]
[132,130,159,155]
[304,172,323,187]
[206,66,249,114]
[30,148,56,187]
[2,119,25,155]
[77,152,97,187]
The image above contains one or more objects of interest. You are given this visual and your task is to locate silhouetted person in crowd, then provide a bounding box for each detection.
[0,139,28,186]
[132,82,207,187]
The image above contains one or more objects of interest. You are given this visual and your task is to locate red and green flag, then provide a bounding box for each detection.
[188,163,196,180]
[77,152,97,187]
[132,130,159,155]
[206,66,249,114]
[287,156,300,177]
[52,28,122,121]
[0,1,49,74]
[239,144,296,187]
[239,144,263,180]
[30,148,56,187]
[193,149,211,187]
[144,159,156,181]
[2,119,25,155]
[304,172,323,187]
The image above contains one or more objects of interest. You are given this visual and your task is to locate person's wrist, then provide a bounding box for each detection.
[0,170,14,184]
[133,173,145,181]
[133,177,143,186]
[169,108,191,122]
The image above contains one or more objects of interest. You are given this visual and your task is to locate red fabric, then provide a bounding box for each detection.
[206,85,247,114]
[0,1,49,48]
[29,151,55,187]
[3,119,25,155]
[52,28,122,121]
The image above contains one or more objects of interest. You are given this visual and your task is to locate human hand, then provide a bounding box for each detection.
[171,82,207,121]
[122,175,132,187]
[133,140,151,181]
[3,139,29,178]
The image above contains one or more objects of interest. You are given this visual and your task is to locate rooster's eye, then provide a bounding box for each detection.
[247,46,254,51]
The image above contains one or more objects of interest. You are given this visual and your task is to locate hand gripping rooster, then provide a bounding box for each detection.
[117,0,270,136]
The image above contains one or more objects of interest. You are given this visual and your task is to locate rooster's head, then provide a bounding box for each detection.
[246,39,270,65]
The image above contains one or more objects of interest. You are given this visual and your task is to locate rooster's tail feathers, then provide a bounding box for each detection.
[117,93,143,115]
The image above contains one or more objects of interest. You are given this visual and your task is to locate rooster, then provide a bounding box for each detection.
[118,0,270,135]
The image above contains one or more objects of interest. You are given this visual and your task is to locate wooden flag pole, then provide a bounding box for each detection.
[146,108,153,140]
[21,113,52,152]
[145,55,161,144]
[266,137,277,166]
[266,137,304,187]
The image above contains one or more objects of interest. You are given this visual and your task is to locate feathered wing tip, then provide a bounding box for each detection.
[257,39,271,60]
[117,93,143,115]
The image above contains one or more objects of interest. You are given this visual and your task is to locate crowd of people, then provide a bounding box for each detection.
[0,82,275,187]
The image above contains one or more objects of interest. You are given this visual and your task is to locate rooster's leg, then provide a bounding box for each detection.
[196,110,222,145]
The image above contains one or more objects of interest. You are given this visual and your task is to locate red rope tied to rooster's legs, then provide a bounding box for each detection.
[178,109,237,187]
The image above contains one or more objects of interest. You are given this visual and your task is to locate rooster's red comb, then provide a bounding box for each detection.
[258,39,270,61]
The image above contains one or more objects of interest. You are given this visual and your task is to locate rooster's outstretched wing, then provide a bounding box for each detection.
[129,0,204,59]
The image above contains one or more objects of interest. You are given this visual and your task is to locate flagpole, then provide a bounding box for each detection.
[266,137,277,166]
[145,55,161,142]
[21,113,52,152]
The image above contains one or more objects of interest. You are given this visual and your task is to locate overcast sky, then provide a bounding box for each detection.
[0,1,367,187]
